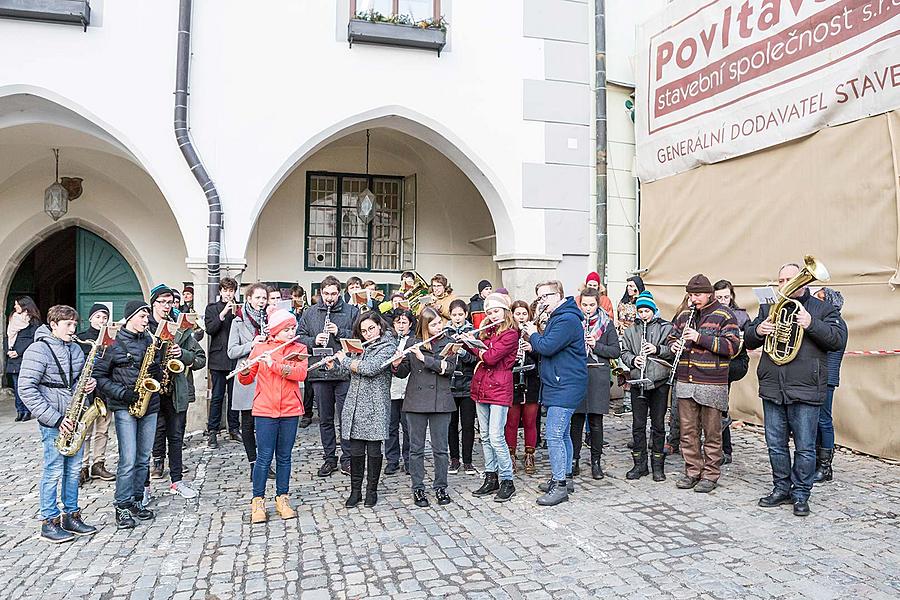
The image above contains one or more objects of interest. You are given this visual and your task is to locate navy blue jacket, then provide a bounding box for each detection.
[528,297,587,409]
[827,312,847,387]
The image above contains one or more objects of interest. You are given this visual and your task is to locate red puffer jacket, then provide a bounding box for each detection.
[468,328,519,406]
[238,340,308,418]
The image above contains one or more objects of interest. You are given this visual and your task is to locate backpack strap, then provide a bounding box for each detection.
[38,339,74,389]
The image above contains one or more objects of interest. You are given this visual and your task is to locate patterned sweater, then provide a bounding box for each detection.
[666,300,740,386]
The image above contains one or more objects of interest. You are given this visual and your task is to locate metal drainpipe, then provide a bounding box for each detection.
[594,0,608,284]
[175,0,222,303]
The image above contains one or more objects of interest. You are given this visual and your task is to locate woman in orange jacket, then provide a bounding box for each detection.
[238,309,308,523]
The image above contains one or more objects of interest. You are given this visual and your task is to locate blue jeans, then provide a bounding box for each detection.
[39,425,84,519]
[817,386,835,449]
[113,411,159,506]
[762,399,819,502]
[252,416,299,498]
[11,373,26,414]
[545,406,575,481]
[475,403,513,480]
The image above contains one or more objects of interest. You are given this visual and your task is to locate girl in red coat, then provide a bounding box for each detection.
[467,293,520,502]
[238,309,307,524]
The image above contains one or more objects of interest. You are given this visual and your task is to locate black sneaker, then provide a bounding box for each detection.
[41,517,75,543]
[229,429,243,443]
[115,506,137,530]
[384,463,400,475]
[448,459,461,474]
[463,463,478,475]
[413,489,429,507]
[61,511,98,536]
[207,431,219,449]
[317,461,337,477]
[793,500,810,517]
[128,503,154,521]
[340,463,351,476]
[435,488,452,506]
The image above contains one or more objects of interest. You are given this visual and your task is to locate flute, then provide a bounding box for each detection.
[226,335,302,380]
[380,330,447,369]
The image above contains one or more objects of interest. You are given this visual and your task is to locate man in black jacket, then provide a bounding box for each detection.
[744,263,847,517]
[297,275,359,477]
[203,277,241,447]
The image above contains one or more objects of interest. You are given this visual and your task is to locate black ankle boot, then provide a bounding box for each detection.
[345,456,366,508]
[61,511,97,536]
[650,452,666,482]
[115,505,137,530]
[590,453,604,480]
[494,479,516,502]
[41,517,75,543]
[571,459,580,477]
[364,455,382,508]
[814,448,834,483]
[625,451,649,480]
[472,472,499,497]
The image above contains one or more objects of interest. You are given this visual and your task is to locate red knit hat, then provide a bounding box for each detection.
[267,309,297,336]
[586,271,601,285]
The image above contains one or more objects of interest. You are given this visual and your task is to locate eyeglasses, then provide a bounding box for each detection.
[155,299,173,306]
[537,292,559,301]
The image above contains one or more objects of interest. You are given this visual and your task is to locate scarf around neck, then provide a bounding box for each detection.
[6,312,29,347]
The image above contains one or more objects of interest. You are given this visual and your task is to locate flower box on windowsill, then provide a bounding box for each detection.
[348,19,446,56]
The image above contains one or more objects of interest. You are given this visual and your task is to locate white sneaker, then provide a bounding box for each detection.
[169,481,198,499]
[141,486,153,507]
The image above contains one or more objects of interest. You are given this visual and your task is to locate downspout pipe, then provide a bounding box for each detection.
[175,0,222,303]
[594,0,608,284]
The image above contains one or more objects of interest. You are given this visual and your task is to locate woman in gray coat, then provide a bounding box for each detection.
[227,283,268,476]
[329,311,397,509]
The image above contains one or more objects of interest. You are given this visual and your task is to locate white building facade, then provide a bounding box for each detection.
[0,0,662,323]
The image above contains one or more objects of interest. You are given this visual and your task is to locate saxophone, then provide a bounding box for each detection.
[129,324,163,418]
[56,325,119,457]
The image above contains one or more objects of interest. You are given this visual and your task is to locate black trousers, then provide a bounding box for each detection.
[241,409,257,463]
[722,411,733,456]
[448,395,476,463]
[152,395,187,483]
[303,382,315,418]
[571,413,603,460]
[208,369,240,432]
[632,385,669,455]
[349,439,382,457]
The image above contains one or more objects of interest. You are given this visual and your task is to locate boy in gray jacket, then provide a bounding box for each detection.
[18,305,98,543]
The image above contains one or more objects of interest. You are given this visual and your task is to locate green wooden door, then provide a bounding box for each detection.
[76,228,143,326]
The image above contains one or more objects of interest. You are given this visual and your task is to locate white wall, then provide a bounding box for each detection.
[244,129,501,300]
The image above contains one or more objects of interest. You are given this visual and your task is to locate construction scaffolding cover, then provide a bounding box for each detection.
[639,110,900,459]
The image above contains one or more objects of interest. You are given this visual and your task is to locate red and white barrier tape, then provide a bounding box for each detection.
[749,349,900,356]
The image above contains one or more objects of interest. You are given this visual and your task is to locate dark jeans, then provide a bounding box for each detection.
[763,399,819,502]
[208,369,240,432]
[152,395,187,483]
[817,386,836,449]
[241,409,256,463]
[406,412,451,492]
[314,380,351,466]
[571,412,603,460]
[633,385,668,455]
[303,383,315,418]
[11,373,26,414]
[349,438,382,457]
[448,395,476,463]
[722,412,733,456]
[385,398,409,468]
[113,411,158,506]
[667,384,680,446]
[252,416,298,498]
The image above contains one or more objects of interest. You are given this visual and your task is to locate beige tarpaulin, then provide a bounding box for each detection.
[640,111,900,460]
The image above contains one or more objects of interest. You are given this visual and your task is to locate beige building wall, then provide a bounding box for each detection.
[244,128,501,300]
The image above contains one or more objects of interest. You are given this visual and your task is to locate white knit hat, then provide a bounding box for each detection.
[483,293,511,312]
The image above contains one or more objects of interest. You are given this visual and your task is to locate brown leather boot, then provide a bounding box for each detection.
[90,461,116,481]
[79,466,90,486]
[250,497,267,524]
[275,494,296,519]
[509,448,518,474]
[524,446,536,475]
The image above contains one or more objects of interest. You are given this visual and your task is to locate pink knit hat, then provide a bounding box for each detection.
[267,308,297,336]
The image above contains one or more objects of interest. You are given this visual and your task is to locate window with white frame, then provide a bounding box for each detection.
[305,172,414,272]
[351,0,441,21]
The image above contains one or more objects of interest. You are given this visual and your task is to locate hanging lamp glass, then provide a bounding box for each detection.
[44,148,69,221]
[357,129,377,224]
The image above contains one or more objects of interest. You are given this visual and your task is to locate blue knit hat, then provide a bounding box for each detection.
[635,291,657,313]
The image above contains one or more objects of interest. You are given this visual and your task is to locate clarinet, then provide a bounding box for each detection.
[319,304,332,347]
[636,320,648,401]
[667,305,696,386]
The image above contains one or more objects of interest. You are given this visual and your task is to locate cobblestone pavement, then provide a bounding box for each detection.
[0,397,898,600]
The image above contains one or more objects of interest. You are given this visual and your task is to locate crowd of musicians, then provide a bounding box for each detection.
[6,263,848,542]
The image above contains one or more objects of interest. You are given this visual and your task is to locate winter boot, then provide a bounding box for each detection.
[114,505,136,530]
[472,472,500,497]
[523,446,536,475]
[650,452,666,482]
[536,480,569,506]
[814,447,834,483]
[509,448,518,474]
[625,451,649,480]
[250,497,267,523]
[79,466,90,486]
[590,450,604,480]
[41,517,75,543]
[61,511,97,536]
[90,461,116,481]
[494,479,516,502]
[275,494,296,519]
[364,455,382,508]
[571,459,581,477]
[345,455,366,508]
[565,474,575,494]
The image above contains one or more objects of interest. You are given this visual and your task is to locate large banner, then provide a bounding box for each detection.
[635,0,900,182]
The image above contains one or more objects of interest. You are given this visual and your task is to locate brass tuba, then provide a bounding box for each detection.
[763,255,830,365]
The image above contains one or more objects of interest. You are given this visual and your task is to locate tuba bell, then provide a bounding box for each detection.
[763,255,830,365]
